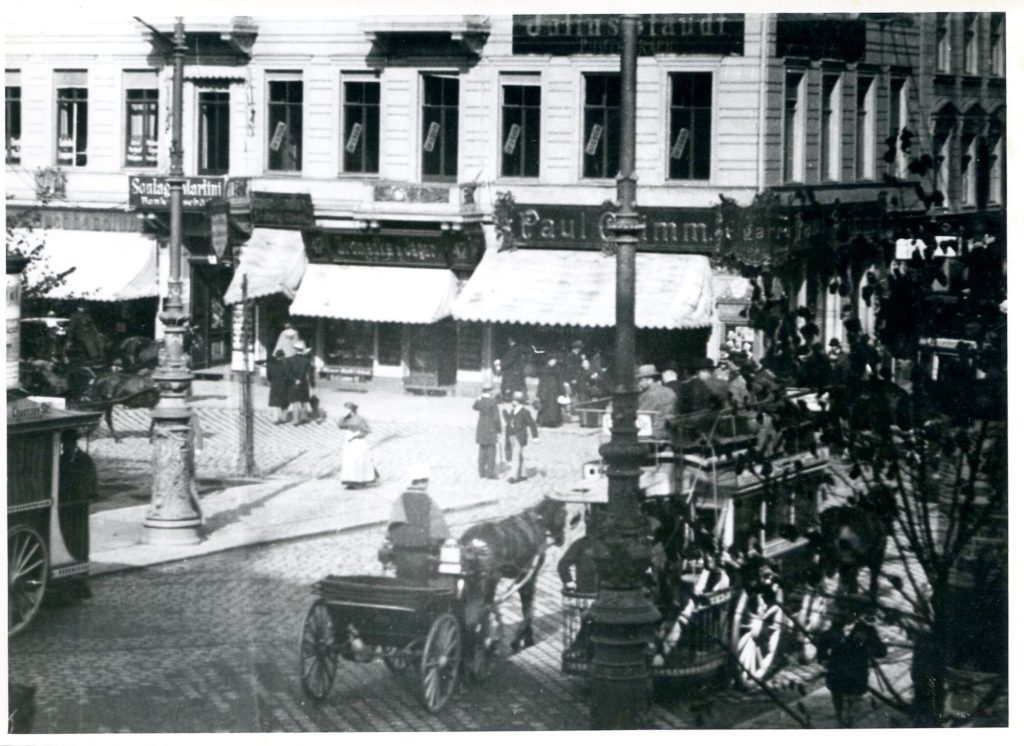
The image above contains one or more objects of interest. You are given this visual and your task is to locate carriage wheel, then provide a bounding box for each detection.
[464,607,501,683]
[420,613,461,713]
[8,526,49,636]
[794,586,831,663]
[731,588,787,688]
[299,600,338,702]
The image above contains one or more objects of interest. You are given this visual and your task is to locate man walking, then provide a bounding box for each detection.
[503,391,539,483]
[473,383,503,479]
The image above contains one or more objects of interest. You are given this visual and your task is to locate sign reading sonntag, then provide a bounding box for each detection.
[128,175,228,210]
[512,14,745,56]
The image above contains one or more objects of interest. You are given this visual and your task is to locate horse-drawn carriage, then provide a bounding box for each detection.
[298,492,566,713]
[556,397,837,688]
[7,392,102,635]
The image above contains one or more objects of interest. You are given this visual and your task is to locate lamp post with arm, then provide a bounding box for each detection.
[588,14,660,729]
[144,17,202,545]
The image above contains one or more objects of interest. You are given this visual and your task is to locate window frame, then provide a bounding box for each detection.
[499,76,542,180]
[936,14,952,73]
[340,76,381,176]
[581,72,621,181]
[855,75,876,181]
[888,76,908,178]
[123,71,159,170]
[963,14,979,76]
[782,70,805,184]
[266,73,304,174]
[420,73,460,183]
[820,72,841,182]
[197,88,230,176]
[667,71,713,182]
[55,77,88,168]
[6,73,21,166]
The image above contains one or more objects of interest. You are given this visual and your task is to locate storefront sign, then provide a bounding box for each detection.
[250,191,314,229]
[512,14,745,56]
[500,203,720,252]
[208,200,230,259]
[307,230,484,271]
[373,182,450,204]
[7,207,142,233]
[128,176,230,210]
[775,17,866,62]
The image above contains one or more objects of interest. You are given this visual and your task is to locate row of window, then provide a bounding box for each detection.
[782,67,1003,207]
[5,69,714,182]
[935,13,1004,77]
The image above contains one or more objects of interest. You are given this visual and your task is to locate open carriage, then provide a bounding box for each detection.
[7,393,102,635]
[556,397,833,688]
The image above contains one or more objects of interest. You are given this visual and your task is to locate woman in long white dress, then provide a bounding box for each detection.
[338,402,378,488]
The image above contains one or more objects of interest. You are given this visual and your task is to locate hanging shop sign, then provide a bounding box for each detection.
[207,200,230,259]
[250,191,315,229]
[128,175,231,210]
[306,229,485,271]
[512,14,745,56]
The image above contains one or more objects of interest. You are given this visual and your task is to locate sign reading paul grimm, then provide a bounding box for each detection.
[512,14,745,56]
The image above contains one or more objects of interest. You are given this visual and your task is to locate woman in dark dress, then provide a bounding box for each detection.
[284,341,315,425]
[536,355,565,428]
[267,349,290,423]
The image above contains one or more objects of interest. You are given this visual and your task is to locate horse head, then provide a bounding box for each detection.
[535,497,567,547]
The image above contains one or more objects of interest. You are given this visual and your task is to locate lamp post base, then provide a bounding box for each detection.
[142,516,203,546]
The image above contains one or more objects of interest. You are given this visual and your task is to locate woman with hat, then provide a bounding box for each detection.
[536,355,567,428]
[338,402,378,488]
[283,339,315,425]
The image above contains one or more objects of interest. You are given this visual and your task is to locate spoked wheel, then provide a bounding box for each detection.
[420,613,461,713]
[464,607,502,683]
[794,585,832,663]
[731,587,787,688]
[8,526,48,636]
[299,600,338,702]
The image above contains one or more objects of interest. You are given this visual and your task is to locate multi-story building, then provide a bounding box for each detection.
[5,13,1005,390]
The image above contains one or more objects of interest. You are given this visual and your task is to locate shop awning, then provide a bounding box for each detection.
[289,264,458,323]
[452,249,714,329]
[18,229,158,301]
[224,228,307,304]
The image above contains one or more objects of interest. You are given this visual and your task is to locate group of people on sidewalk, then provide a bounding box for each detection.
[267,323,319,426]
[473,386,540,484]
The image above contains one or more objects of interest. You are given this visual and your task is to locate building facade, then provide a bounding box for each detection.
[5,13,1005,388]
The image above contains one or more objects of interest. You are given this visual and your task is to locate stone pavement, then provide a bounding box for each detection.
[87,379,602,575]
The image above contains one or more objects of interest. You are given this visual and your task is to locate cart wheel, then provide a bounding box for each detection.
[8,526,49,636]
[731,588,787,688]
[299,600,338,702]
[420,613,461,713]
[794,587,830,663]
[464,608,501,683]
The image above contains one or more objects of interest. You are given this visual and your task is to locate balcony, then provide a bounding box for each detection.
[360,16,490,58]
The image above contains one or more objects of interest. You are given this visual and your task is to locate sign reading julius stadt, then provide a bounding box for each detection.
[512,14,745,56]
[128,176,229,210]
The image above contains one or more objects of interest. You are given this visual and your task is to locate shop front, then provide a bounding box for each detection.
[290,226,484,392]
[454,202,719,377]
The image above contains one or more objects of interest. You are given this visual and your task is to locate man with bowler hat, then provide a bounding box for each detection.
[503,391,539,483]
[473,383,503,479]
[637,363,676,441]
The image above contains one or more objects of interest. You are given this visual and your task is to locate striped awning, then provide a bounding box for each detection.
[453,249,714,329]
[224,229,308,304]
[289,264,458,323]
[18,229,159,301]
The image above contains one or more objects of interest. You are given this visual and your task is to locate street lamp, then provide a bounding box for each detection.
[589,15,660,729]
[144,18,201,545]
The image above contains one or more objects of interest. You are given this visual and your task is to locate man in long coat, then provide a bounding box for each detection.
[473,384,503,479]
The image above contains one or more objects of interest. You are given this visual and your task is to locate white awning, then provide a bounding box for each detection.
[453,249,714,329]
[224,229,308,305]
[17,229,158,301]
[289,264,458,323]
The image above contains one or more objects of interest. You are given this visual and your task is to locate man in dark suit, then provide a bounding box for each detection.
[503,391,539,483]
[473,383,503,479]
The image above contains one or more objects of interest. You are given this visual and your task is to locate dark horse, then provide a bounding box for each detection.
[460,497,567,652]
[117,336,160,373]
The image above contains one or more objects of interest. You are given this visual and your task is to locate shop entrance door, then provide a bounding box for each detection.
[190,265,231,370]
[406,319,457,390]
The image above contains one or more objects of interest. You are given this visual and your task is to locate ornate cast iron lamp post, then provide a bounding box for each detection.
[589,15,660,729]
[145,18,202,545]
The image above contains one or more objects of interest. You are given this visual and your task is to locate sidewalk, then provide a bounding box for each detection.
[90,476,496,577]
